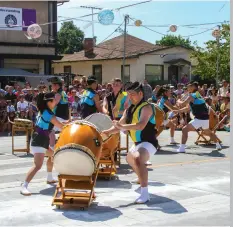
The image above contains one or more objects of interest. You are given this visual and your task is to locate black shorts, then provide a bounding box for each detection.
[31,132,50,150]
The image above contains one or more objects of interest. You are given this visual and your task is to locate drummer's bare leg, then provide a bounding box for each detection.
[166,121,177,144]
[202,129,222,150]
[21,153,44,195]
[126,149,150,203]
[46,148,57,184]
[177,123,196,152]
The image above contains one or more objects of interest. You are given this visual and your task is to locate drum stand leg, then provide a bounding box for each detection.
[52,168,99,209]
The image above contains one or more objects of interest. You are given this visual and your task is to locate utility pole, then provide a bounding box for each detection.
[216,25,221,87]
[122,14,129,84]
[80,6,102,41]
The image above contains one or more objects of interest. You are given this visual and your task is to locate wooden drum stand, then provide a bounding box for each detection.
[11,119,33,155]
[52,165,99,210]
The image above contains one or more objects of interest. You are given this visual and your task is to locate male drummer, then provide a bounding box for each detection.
[80,75,103,119]
[102,82,158,204]
[176,81,222,153]
[102,78,129,120]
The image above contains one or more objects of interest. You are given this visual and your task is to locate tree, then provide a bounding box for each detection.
[191,24,230,81]
[57,21,85,54]
[156,34,194,49]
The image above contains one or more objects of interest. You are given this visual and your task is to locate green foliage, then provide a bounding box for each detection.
[156,34,194,49]
[191,24,230,81]
[57,21,85,54]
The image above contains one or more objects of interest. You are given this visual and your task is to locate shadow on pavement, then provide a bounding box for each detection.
[118,193,187,214]
[60,204,122,222]
[96,178,132,189]
[39,185,57,196]
[185,150,226,158]
[155,150,178,155]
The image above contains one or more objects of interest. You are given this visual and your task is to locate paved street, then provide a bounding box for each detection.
[0,130,230,226]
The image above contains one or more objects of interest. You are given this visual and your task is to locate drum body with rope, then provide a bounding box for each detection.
[85,113,120,156]
[54,121,103,176]
[151,104,165,130]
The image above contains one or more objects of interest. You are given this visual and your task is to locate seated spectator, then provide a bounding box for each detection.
[174,83,183,96]
[6,100,15,113]
[220,97,230,113]
[218,80,229,97]
[17,95,28,112]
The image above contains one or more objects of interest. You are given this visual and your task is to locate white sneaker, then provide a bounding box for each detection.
[216,143,222,151]
[135,194,150,204]
[176,146,186,153]
[145,161,152,166]
[131,178,140,184]
[20,186,31,196]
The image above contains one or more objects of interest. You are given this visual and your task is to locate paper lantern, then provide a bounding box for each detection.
[212,29,220,38]
[134,20,142,27]
[169,24,177,32]
[27,24,42,39]
[98,9,114,25]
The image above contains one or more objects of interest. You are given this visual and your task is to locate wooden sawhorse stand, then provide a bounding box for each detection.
[12,125,32,155]
[52,167,99,210]
[115,133,129,166]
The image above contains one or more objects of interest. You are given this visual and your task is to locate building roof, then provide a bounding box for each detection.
[164,58,191,65]
[54,34,178,63]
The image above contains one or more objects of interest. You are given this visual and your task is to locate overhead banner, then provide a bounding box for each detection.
[0,7,36,31]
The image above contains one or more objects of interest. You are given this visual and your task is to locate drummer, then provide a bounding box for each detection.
[102,78,129,120]
[20,92,64,196]
[176,81,222,152]
[80,75,103,119]
[49,77,70,152]
[156,87,179,144]
[102,82,158,204]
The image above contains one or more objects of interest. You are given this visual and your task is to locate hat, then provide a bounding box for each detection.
[48,77,62,84]
[87,75,97,85]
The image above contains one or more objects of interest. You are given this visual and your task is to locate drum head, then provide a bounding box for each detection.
[85,113,113,132]
[54,145,96,176]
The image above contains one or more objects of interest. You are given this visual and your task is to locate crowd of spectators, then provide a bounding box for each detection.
[0,76,230,136]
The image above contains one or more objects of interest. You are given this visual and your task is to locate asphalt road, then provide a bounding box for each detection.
[0,130,230,226]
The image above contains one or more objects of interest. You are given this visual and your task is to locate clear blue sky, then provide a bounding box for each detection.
[57,0,230,47]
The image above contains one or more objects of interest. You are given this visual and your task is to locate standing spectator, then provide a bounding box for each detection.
[68,89,76,103]
[4,86,17,105]
[142,79,152,101]
[218,80,229,97]
[174,83,183,96]
[80,76,87,89]
[25,88,33,103]
[171,75,177,87]
[180,74,189,85]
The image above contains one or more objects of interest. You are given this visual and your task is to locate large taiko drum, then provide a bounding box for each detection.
[151,104,165,130]
[54,121,103,176]
[14,118,33,129]
[85,113,120,157]
[209,107,219,130]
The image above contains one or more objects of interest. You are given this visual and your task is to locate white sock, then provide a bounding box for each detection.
[22,181,29,188]
[171,137,175,142]
[141,186,148,196]
[47,172,54,181]
[180,144,185,149]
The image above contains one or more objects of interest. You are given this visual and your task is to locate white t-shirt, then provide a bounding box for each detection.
[7,105,15,113]
[17,101,28,111]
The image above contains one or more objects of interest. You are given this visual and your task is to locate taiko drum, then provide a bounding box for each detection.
[54,121,103,176]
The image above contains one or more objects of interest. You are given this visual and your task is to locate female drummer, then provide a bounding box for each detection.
[20,92,64,196]
[156,87,179,144]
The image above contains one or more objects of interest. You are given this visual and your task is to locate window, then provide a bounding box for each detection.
[145,65,164,83]
[92,65,102,84]
[64,66,71,73]
[121,65,130,83]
